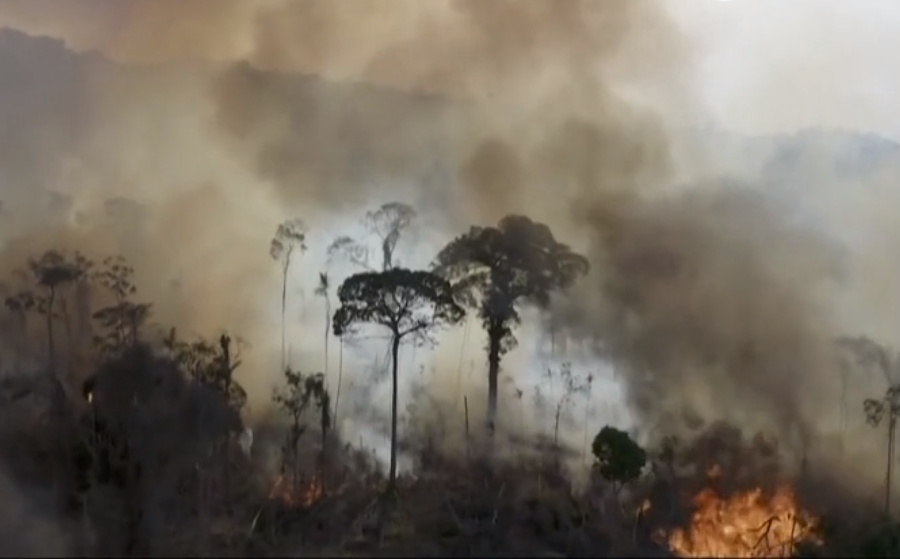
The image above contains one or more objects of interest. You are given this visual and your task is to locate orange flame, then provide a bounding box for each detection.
[668,482,821,557]
[269,473,324,508]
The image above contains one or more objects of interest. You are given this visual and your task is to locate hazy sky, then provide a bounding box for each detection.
[673,0,900,139]
[0,0,895,139]
[0,1,893,467]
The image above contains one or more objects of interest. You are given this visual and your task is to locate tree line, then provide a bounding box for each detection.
[271,202,591,492]
[0,200,590,526]
[4,198,899,556]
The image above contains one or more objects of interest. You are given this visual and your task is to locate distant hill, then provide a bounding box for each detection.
[0,28,460,214]
[0,27,895,209]
[676,126,900,186]
[761,128,900,181]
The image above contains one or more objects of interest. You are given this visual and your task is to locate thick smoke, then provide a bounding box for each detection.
[0,0,895,509]
[0,0,688,407]
[561,186,844,437]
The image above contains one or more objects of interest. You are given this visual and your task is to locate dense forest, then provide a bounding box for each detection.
[0,197,896,558]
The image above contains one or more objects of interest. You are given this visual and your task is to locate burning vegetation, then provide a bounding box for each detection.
[666,482,820,557]
[0,3,893,556]
[268,473,325,509]
[0,207,894,557]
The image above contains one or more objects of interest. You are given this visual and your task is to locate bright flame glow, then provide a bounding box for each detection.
[268,473,324,508]
[667,482,821,557]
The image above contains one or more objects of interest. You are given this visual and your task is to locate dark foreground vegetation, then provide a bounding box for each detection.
[0,202,899,557]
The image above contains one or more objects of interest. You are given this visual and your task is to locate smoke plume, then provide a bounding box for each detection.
[0,0,895,510]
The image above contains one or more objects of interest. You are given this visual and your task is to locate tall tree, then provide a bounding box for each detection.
[850,336,900,515]
[332,268,464,491]
[270,219,307,370]
[865,384,900,516]
[4,288,35,370]
[273,369,331,501]
[315,272,331,375]
[434,214,589,435]
[20,249,91,513]
[335,332,345,430]
[328,202,418,411]
[92,255,152,356]
[315,270,343,428]
[328,202,416,272]
[28,249,92,375]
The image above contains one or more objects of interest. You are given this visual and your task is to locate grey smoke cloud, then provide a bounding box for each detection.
[0,1,894,510]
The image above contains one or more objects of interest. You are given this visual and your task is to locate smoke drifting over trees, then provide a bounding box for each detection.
[0,0,894,556]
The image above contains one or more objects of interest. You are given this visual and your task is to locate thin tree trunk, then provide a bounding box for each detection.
[116,296,127,350]
[75,279,92,360]
[280,256,289,371]
[60,297,72,367]
[550,325,555,360]
[333,338,343,430]
[45,286,71,517]
[486,324,502,436]
[47,287,56,374]
[583,391,592,467]
[323,297,330,375]
[554,402,563,445]
[389,333,400,491]
[464,396,470,463]
[16,310,26,372]
[887,416,896,515]
[455,318,470,409]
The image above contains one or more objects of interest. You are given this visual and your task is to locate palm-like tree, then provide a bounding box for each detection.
[315,272,331,374]
[270,219,307,370]
[333,269,464,491]
[315,271,342,428]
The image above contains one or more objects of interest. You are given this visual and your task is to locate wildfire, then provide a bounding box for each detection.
[268,473,324,508]
[667,482,821,558]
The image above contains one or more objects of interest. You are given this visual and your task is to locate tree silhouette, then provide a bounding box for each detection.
[273,369,331,501]
[839,336,899,435]
[332,268,464,491]
[592,425,647,494]
[840,336,900,515]
[57,258,93,363]
[434,214,589,435]
[866,383,900,515]
[27,249,92,375]
[315,271,331,376]
[163,329,248,411]
[92,256,152,356]
[327,202,416,272]
[315,270,343,430]
[4,288,35,370]
[80,343,245,555]
[270,219,307,370]
[8,250,93,516]
[550,363,590,446]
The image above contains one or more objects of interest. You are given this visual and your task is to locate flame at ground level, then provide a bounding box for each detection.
[666,483,821,557]
[269,473,324,508]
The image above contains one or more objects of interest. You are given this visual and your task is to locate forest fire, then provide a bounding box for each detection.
[268,474,325,508]
[667,480,821,557]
